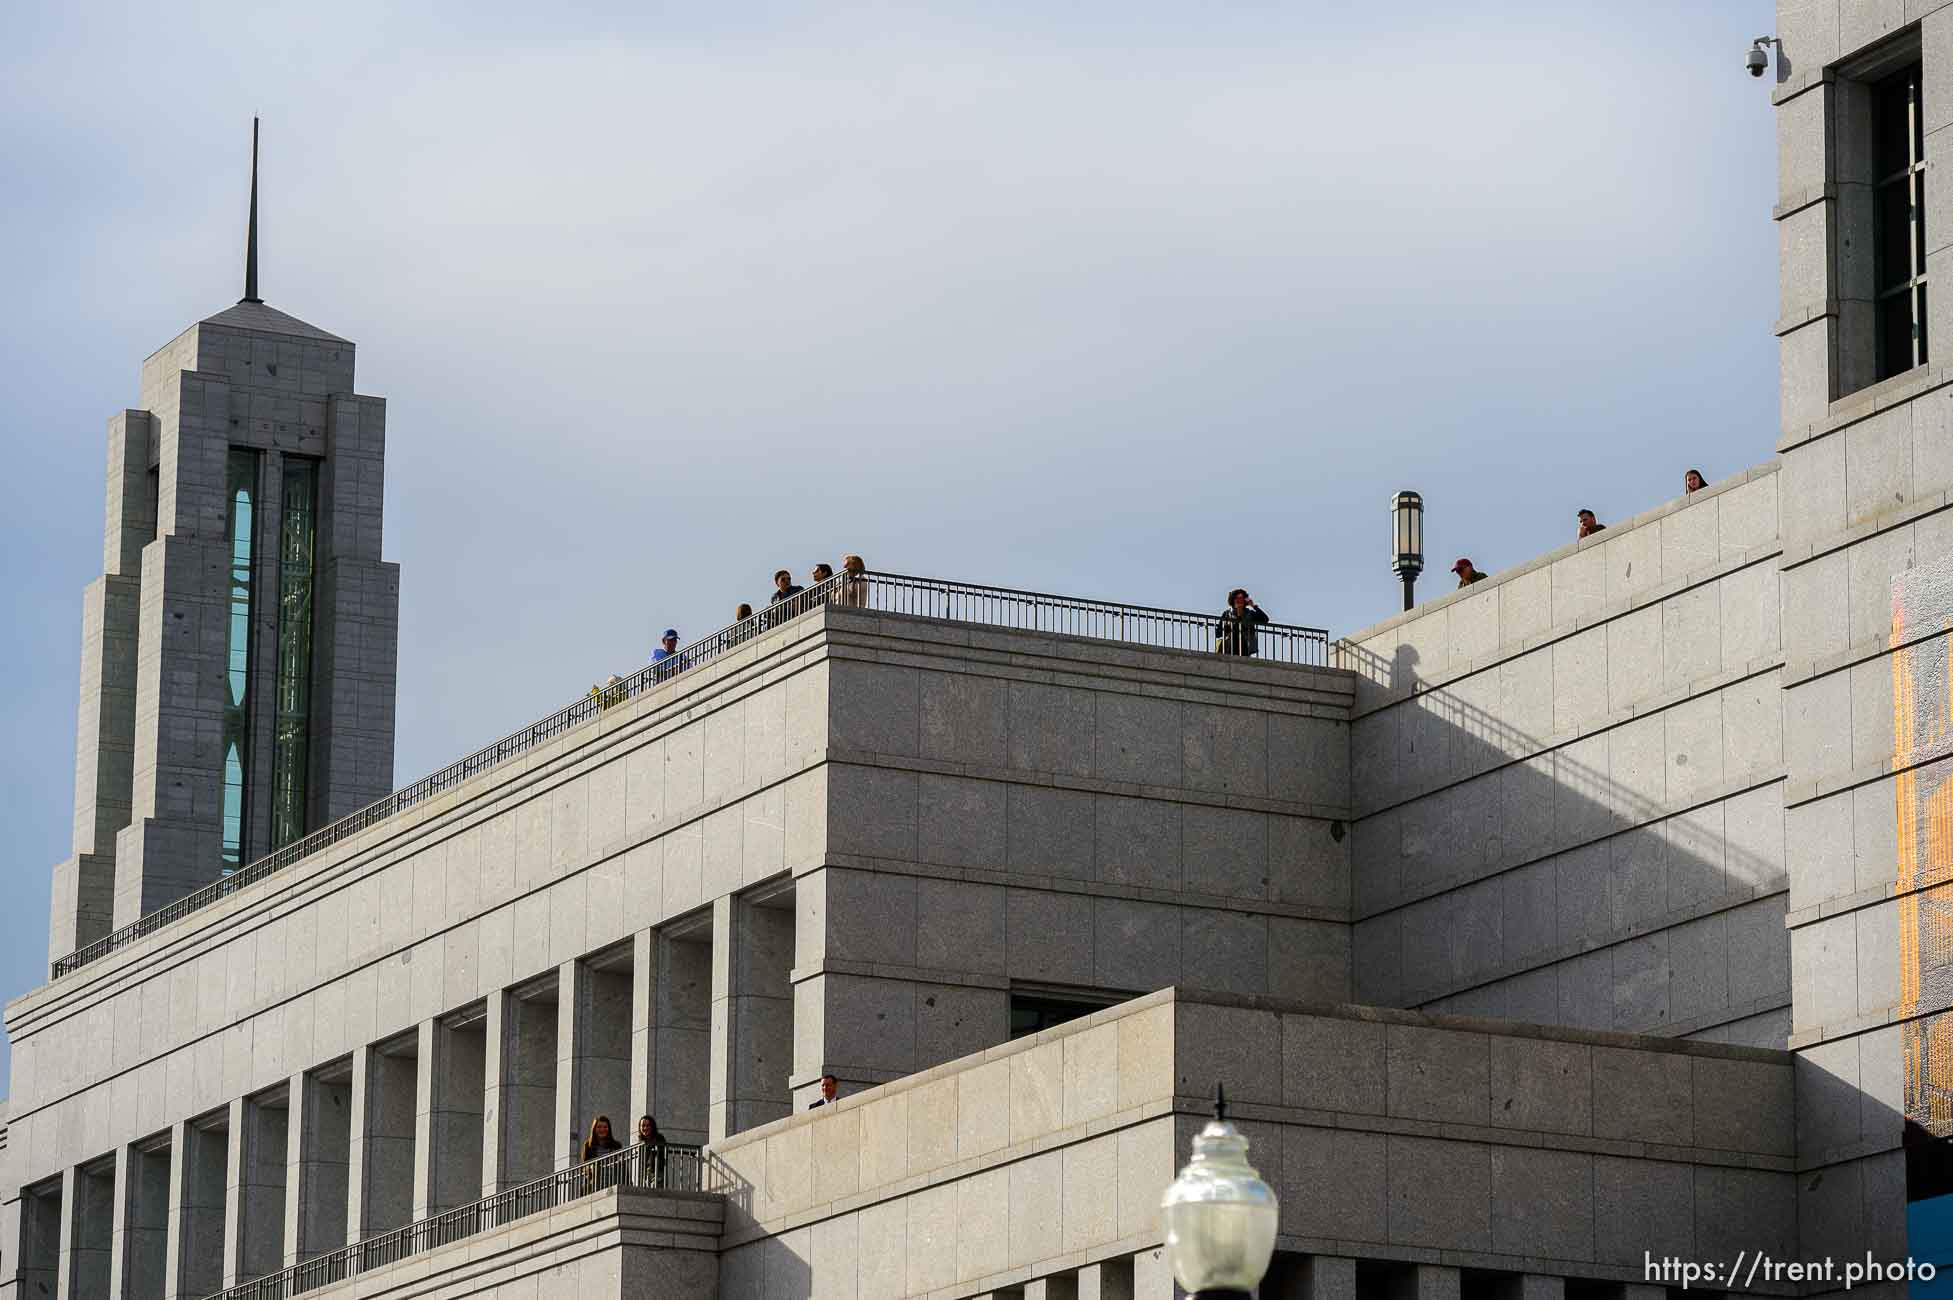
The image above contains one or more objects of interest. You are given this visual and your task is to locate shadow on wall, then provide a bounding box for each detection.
[1333,635,1788,1042]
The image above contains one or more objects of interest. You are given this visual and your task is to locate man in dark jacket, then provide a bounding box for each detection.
[1214,589,1270,656]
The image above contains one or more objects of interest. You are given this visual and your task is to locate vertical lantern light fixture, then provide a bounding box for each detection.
[1159,1085,1278,1298]
[1391,490,1424,612]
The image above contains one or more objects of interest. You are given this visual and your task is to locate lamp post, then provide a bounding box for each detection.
[1391,490,1424,612]
[1159,1085,1278,1298]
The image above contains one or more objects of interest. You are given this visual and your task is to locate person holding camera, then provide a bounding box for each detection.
[1214,588,1270,656]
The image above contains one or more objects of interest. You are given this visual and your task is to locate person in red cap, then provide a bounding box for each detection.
[1452,558,1487,588]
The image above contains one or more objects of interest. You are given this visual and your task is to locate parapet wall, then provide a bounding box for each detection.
[707,987,1798,1295]
[1336,463,1789,1046]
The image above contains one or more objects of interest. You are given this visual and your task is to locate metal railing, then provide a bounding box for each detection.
[210,1142,712,1300]
[52,570,1325,979]
[860,572,1329,665]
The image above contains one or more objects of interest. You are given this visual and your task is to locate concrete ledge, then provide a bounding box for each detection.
[1336,461,1780,652]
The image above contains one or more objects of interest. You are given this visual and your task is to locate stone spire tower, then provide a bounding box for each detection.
[49,123,401,958]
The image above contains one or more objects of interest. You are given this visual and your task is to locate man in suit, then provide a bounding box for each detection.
[807,1073,839,1108]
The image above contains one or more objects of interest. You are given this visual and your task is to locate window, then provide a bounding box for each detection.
[1008,992,1116,1039]
[270,458,319,849]
[221,449,260,870]
[1873,62,1928,380]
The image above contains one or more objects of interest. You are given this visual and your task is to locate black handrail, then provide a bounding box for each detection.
[52,571,1327,979]
[208,1142,714,1300]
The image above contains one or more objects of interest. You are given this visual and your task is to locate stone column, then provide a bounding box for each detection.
[1027,1276,1080,1299]
[1505,1276,1564,1300]
[484,988,556,1190]
[417,1017,486,1219]
[221,1095,287,1287]
[558,958,633,1172]
[654,927,713,1146]
[347,1044,417,1241]
[708,896,735,1143]
[481,990,510,1196]
[163,1119,225,1300]
[108,1141,169,1300]
[284,1069,352,1264]
[629,928,659,1130]
[1131,1245,1183,1300]
[1279,1255,1356,1300]
[1078,1258,1136,1300]
[12,1181,61,1298]
[556,960,588,1171]
[709,895,795,1141]
[1391,1264,1461,1300]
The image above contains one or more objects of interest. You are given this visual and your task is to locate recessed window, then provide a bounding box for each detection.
[1009,992,1113,1039]
[1872,61,1928,381]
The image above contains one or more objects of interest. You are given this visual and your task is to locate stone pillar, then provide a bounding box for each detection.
[221,1095,288,1287]
[654,927,712,1146]
[347,1044,417,1240]
[557,958,633,1172]
[109,1142,169,1300]
[56,1162,111,1299]
[163,1118,225,1300]
[485,988,557,1190]
[710,895,795,1141]
[1391,1264,1461,1300]
[1078,1257,1135,1300]
[708,896,736,1143]
[284,1069,352,1264]
[629,928,659,1130]
[417,1017,485,1219]
[13,1181,62,1298]
[1283,1255,1356,1300]
[1130,1245,1183,1300]
[1027,1276,1080,1300]
[481,990,510,1196]
[1504,1276,1564,1300]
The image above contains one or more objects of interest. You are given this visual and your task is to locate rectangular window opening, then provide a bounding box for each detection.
[271,457,319,849]
[222,448,261,871]
[1872,60,1928,383]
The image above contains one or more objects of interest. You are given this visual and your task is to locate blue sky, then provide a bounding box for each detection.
[0,1,1777,1084]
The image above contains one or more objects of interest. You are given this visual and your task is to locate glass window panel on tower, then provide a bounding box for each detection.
[271,458,319,850]
[221,448,260,870]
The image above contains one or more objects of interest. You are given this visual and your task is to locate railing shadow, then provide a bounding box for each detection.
[1332,632,1787,1027]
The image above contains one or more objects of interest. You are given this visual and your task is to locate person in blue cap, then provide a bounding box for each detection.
[651,629,680,663]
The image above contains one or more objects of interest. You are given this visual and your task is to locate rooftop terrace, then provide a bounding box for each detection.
[51,571,1330,980]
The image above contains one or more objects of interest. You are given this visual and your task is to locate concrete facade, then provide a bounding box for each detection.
[15,5,1953,1288]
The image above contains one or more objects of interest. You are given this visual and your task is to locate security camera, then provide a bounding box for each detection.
[1747,36,1777,79]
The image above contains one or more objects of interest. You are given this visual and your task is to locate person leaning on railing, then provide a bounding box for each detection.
[1213,588,1270,656]
[635,1114,667,1187]
[835,554,869,607]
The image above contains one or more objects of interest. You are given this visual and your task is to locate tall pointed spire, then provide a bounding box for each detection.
[241,117,263,305]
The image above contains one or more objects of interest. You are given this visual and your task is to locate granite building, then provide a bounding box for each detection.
[3,2,1953,1295]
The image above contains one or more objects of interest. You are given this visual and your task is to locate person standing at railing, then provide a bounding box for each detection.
[808,563,835,605]
[581,1115,623,1162]
[650,629,680,664]
[765,569,804,628]
[1213,589,1270,656]
[635,1114,667,1187]
[835,554,869,607]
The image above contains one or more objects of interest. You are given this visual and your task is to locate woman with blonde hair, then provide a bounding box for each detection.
[837,554,869,607]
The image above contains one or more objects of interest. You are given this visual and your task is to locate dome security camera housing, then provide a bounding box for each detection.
[1747,44,1769,76]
